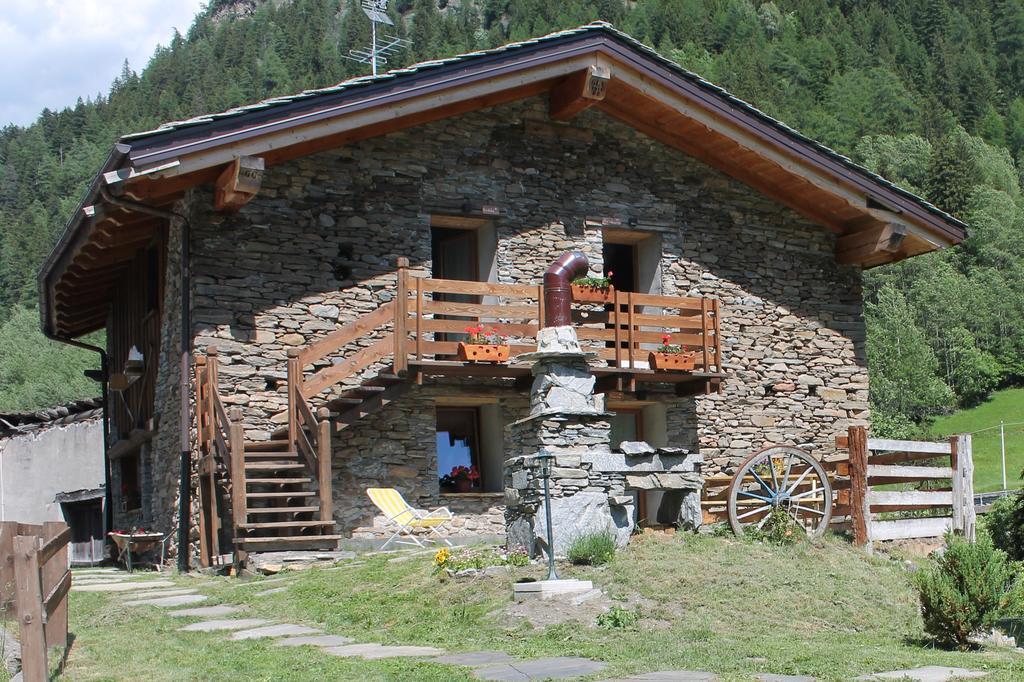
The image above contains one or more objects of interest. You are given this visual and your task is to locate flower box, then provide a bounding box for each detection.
[571,284,615,304]
[648,351,697,371]
[457,343,510,363]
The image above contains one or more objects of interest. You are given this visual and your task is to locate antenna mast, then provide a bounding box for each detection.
[345,0,409,77]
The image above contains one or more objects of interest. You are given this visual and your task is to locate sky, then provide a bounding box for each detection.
[0,0,207,128]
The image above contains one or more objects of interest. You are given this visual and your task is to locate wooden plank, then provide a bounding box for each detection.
[870,517,952,541]
[301,335,393,398]
[549,64,610,121]
[576,327,705,346]
[213,156,264,212]
[867,449,950,466]
[867,464,953,480]
[415,277,537,297]
[298,301,395,366]
[318,408,333,523]
[37,526,71,567]
[848,425,870,547]
[418,318,538,337]
[571,310,705,330]
[867,490,953,506]
[866,439,951,455]
[229,409,247,533]
[13,534,46,681]
[43,570,71,619]
[394,258,409,375]
[624,292,705,309]
[953,433,976,540]
[0,522,15,615]
[420,300,538,318]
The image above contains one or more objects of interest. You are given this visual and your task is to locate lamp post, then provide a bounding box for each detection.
[537,451,559,581]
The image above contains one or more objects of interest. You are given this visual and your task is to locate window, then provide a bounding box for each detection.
[436,404,504,493]
[436,407,481,493]
[609,408,642,449]
[119,453,142,511]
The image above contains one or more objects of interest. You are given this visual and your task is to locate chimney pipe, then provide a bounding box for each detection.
[543,251,589,327]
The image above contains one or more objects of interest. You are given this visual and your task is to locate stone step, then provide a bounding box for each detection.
[232,535,342,552]
[244,439,293,452]
[245,462,306,472]
[247,506,319,515]
[238,520,335,530]
[245,451,301,460]
[246,491,318,499]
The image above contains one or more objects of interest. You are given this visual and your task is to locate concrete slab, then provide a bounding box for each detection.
[473,657,607,681]
[73,580,176,593]
[123,594,208,607]
[757,676,816,682]
[609,674,719,682]
[431,651,518,666]
[274,635,356,647]
[230,624,322,640]
[857,668,988,681]
[512,579,594,600]
[179,619,271,632]
[167,605,244,618]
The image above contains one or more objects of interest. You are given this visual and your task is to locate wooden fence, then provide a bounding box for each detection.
[0,521,72,681]
[837,426,976,548]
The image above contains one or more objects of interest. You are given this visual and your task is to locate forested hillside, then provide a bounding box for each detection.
[1,0,1023,435]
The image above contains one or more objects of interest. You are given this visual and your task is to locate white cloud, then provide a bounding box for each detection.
[0,0,206,127]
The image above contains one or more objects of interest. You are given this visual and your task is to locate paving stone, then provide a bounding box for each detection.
[757,675,816,682]
[856,668,988,682]
[274,635,356,647]
[473,657,607,681]
[322,643,386,658]
[609,674,719,682]
[73,580,176,593]
[73,575,146,583]
[179,619,271,632]
[126,589,199,599]
[230,624,322,640]
[431,651,518,666]
[167,605,244,618]
[124,594,208,607]
[254,587,288,597]
[360,645,445,659]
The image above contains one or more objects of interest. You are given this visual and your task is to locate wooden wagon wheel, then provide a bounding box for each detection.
[726,446,833,539]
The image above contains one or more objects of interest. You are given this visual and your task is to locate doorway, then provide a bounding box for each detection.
[60,496,105,565]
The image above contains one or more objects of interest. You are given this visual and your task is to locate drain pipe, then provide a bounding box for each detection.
[54,338,112,542]
[100,187,193,573]
[543,251,590,327]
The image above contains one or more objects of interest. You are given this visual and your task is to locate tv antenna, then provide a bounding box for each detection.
[345,0,410,77]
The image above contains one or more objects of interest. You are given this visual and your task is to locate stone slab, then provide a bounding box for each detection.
[513,579,594,599]
[230,624,322,640]
[322,643,386,658]
[167,605,244,618]
[273,635,355,647]
[757,675,816,682]
[73,580,176,593]
[254,586,288,597]
[124,594,208,607]
[127,589,199,599]
[608,674,719,681]
[431,651,517,666]
[179,619,270,632]
[360,645,445,659]
[857,668,988,681]
[473,657,607,681]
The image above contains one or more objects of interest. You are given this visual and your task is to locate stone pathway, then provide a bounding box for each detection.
[88,569,992,682]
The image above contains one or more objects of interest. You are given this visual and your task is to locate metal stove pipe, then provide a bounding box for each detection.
[543,251,589,328]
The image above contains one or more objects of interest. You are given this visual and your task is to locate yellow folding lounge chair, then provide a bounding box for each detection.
[366,488,454,550]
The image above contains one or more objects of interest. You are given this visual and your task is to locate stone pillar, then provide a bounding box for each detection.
[504,326,630,557]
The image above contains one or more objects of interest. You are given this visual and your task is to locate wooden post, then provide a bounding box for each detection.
[1,522,15,616]
[206,348,220,455]
[627,292,635,370]
[712,299,722,373]
[194,355,208,454]
[953,433,976,541]
[415,278,423,361]
[286,350,300,450]
[848,425,871,548]
[41,522,68,652]
[613,289,622,370]
[394,257,409,375]
[13,534,46,682]
[228,408,247,558]
[536,284,545,338]
[318,407,333,523]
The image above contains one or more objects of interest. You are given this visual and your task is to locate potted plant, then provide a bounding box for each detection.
[649,333,698,371]
[457,325,510,362]
[571,271,615,303]
[441,465,480,493]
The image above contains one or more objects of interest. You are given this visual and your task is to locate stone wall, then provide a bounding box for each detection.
[169,94,868,538]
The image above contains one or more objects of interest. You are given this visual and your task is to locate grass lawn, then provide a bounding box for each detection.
[929,387,1024,492]
[61,534,1024,681]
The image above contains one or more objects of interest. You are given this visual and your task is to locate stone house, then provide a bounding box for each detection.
[37,23,966,565]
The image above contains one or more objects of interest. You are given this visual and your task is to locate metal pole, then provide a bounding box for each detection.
[540,454,558,581]
[1001,421,1007,491]
[371,19,378,77]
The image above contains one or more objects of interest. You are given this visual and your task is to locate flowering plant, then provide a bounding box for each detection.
[440,464,480,488]
[658,333,688,355]
[572,270,613,289]
[464,325,507,345]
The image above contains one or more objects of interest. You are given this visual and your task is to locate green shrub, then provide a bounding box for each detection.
[597,604,639,629]
[984,492,1024,561]
[567,531,616,566]
[915,532,1022,650]
[744,507,800,545]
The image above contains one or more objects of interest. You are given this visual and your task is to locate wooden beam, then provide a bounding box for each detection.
[836,222,908,265]
[549,64,611,121]
[214,156,264,212]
